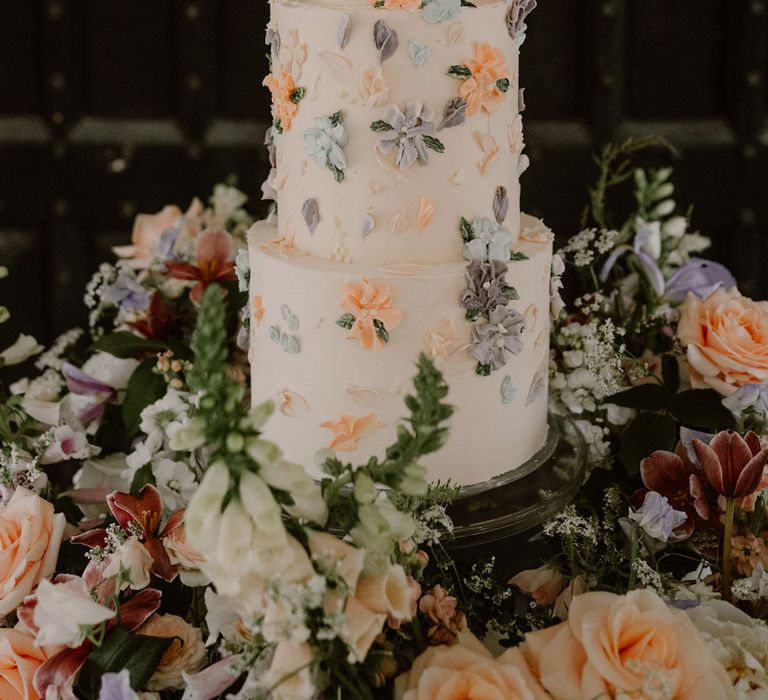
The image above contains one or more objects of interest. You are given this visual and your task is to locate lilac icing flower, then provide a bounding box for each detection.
[102,267,149,312]
[375,100,437,171]
[722,384,768,418]
[463,218,514,262]
[262,126,278,202]
[628,491,687,542]
[303,114,348,181]
[421,0,461,24]
[460,260,510,316]
[469,306,525,371]
[664,258,737,303]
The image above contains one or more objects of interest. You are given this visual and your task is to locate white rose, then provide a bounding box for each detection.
[103,536,153,590]
[32,577,115,647]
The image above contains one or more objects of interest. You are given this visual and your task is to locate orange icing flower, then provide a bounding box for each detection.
[342,277,402,351]
[423,319,460,361]
[320,414,379,451]
[277,389,310,417]
[460,43,510,116]
[370,0,421,8]
[252,294,265,326]
[263,70,300,131]
[416,197,435,232]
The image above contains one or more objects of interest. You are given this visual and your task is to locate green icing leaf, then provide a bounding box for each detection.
[459,217,474,243]
[448,65,472,79]
[465,309,482,322]
[496,78,510,93]
[291,87,306,103]
[509,251,530,262]
[423,135,445,154]
[337,313,355,330]
[328,163,345,183]
[373,319,390,344]
[329,110,344,127]
[475,362,491,377]
[273,117,283,134]
[370,120,394,132]
[502,286,520,301]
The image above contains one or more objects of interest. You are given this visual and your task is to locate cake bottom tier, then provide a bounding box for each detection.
[248,216,553,486]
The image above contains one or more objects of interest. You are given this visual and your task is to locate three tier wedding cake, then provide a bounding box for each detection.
[248,0,553,485]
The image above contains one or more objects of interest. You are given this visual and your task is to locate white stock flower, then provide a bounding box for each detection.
[32,577,115,647]
[139,389,190,439]
[153,457,197,511]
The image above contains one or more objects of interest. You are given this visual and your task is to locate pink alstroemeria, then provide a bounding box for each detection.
[62,362,118,426]
[73,484,185,582]
[693,430,768,499]
[165,229,237,304]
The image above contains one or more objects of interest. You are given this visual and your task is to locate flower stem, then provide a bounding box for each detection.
[722,497,735,603]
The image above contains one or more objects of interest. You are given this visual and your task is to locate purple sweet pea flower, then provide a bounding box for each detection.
[62,363,118,425]
[722,383,768,418]
[102,268,150,312]
[153,225,181,262]
[679,425,714,465]
[628,491,688,542]
[664,258,737,304]
[98,670,137,700]
[599,223,665,296]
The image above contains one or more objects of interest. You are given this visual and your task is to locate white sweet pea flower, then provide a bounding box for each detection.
[73,453,130,517]
[39,424,95,465]
[32,577,115,647]
[1,334,43,366]
[628,491,687,543]
[80,352,138,391]
[103,536,154,590]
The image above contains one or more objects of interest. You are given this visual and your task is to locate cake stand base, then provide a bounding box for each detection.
[445,415,586,577]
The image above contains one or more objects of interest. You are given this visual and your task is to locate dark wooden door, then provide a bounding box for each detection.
[1,0,766,346]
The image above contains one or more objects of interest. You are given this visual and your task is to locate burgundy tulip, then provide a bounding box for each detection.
[693,431,768,499]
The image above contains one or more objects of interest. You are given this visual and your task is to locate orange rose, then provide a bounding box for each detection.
[395,631,549,700]
[263,70,300,131]
[342,277,402,351]
[521,589,735,699]
[460,43,510,116]
[677,288,768,396]
[140,614,207,690]
[0,489,66,618]
[0,629,48,699]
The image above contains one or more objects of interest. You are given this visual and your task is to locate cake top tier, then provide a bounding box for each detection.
[262,0,536,266]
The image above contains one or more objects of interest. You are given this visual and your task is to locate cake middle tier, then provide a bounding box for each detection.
[248,214,553,486]
[264,0,525,265]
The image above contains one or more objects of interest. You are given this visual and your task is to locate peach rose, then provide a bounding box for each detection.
[395,631,549,700]
[263,70,300,131]
[0,628,48,700]
[677,288,768,396]
[129,205,182,260]
[460,43,510,116]
[0,489,66,618]
[521,589,735,699]
[140,614,207,690]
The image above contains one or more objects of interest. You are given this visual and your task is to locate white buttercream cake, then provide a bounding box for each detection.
[248,0,552,485]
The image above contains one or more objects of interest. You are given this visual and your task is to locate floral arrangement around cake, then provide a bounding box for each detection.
[1,134,768,700]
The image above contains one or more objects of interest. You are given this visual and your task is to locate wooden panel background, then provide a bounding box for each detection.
[0,0,766,348]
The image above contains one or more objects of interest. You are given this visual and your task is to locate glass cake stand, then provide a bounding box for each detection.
[445,415,586,576]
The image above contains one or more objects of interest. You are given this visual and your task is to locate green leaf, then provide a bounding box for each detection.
[448,65,472,79]
[337,313,355,330]
[619,412,677,476]
[130,462,157,495]
[459,217,474,243]
[54,496,84,526]
[423,135,445,154]
[509,251,530,262]
[273,117,283,134]
[373,319,389,344]
[502,286,519,301]
[465,309,482,322]
[329,110,344,126]
[121,359,168,437]
[460,0,477,5]
[671,389,737,430]
[496,78,510,93]
[291,87,305,103]
[92,332,166,359]
[370,120,393,132]
[605,384,669,411]
[661,354,680,393]
[328,163,345,183]
[75,626,173,700]
[475,362,491,377]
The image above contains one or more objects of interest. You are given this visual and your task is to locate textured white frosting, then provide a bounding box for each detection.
[248,216,552,485]
[267,0,523,265]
